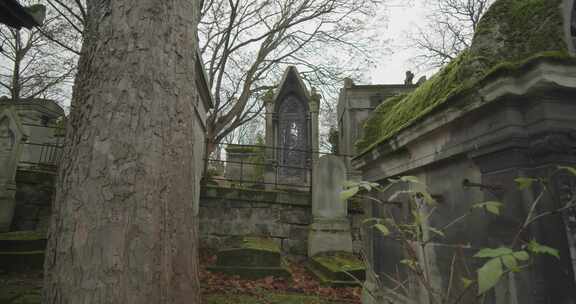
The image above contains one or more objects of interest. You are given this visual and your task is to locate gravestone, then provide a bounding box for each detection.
[207,237,290,279]
[308,155,353,255]
[0,108,25,232]
[264,66,319,189]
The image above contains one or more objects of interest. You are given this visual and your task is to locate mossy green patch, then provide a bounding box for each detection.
[205,293,340,304]
[239,237,280,253]
[311,252,365,273]
[308,252,365,286]
[0,231,45,241]
[356,0,572,153]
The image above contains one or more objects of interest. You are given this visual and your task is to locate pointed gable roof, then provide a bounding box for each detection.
[273,66,311,108]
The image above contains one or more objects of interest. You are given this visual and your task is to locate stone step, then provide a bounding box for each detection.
[208,236,291,279]
[307,252,365,287]
[0,251,45,272]
[0,239,47,252]
[0,231,47,252]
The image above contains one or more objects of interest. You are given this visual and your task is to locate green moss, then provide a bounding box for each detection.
[240,237,280,253]
[0,231,45,241]
[312,252,365,273]
[356,0,572,153]
[12,294,41,304]
[206,294,337,304]
[226,144,264,154]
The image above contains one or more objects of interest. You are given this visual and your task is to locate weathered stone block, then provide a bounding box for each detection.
[307,252,365,286]
[281,209,310,225]
[282,239,307,256]
[208,237,290,279]
[289,225,308,240]
[308,219,353,257]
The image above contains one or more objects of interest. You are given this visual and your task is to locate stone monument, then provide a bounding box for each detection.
[308,155,352,256]
[0,108,25,232]
[264,66,319,189]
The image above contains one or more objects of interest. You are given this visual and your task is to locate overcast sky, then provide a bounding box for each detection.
[368,0,437,85]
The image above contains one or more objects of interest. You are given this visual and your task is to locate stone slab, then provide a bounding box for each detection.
[307,252,365,287]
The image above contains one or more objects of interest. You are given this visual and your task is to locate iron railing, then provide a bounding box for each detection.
[203,143,333,192]
[20,142,63,168]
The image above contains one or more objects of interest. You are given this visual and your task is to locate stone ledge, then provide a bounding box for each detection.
[201,185,310,206]
[307,252,365,287]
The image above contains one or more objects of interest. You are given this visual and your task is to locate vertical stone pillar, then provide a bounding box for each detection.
[308,155,353,257]
[310,87,320,162]
[263,89,276,190]
[0,108,25,232]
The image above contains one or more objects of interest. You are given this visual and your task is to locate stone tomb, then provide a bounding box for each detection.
[207,237,291,279]
[264,66,319,189]
[307,155,365,285]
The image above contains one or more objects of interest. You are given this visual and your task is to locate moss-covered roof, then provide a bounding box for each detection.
[356,0,574,153]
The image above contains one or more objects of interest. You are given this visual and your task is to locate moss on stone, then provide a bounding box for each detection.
[356,0,572,153]
[239,237,280,252]
[0,231,45,241]
[308,252,365,286]
[312,252,365,273]
[206,294,337,304]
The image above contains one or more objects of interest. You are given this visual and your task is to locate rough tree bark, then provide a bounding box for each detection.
[43,1,202,303]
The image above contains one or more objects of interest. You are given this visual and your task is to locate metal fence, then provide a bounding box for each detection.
[20,142,63,168]
[203,143,331,192]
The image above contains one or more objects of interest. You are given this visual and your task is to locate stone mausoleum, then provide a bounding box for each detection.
[336,0,576,303]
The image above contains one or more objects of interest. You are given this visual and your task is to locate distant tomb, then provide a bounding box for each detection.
[207,237,291,279]
[264,67,319,189]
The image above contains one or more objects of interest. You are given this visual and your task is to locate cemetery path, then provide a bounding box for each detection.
[0,253,361,304]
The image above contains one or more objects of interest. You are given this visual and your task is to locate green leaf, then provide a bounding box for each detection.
[512,251,530,261]
[374,224,390,236]
[527,240,560,259]
[419,191,437,205]
[427,226,445,238]
[558,166,576,176]
[473,201,503,215]
[343,180,359,188]
[400,176,422,184]
[514,177,538,190]
[362,218,381,225]
[501,255,518,270]
[340,186,359,201]
[358,181,380,192]
[474,247,513,258]
[461,277,474,289]
[477,258,503,295]
[400,259,418,270]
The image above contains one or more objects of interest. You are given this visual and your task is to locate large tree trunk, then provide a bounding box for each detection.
[43,1,202,303]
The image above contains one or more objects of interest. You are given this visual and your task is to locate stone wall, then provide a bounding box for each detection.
[199,185,364,256]
[352,59,576,303]
[12,170,55,232]
[199,186,312,256]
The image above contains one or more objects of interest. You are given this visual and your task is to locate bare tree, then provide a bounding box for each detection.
[409,0,493,69]
[43,0,203,302]
[0,0,78,100]
[200,0,382,151]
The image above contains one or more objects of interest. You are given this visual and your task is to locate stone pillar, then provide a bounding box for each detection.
[0,108,25,232]
[308,155,353,256]
[263,89,276,190]
[310,87,320,162]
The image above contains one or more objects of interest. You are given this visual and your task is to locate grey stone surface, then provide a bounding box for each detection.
[308,220,353,257]
[199,186,312,256]
[336,79,415,169]
[0,108,25,232]
[308,155,353,256]
[312,155,347,220]
[349,61,576,303]
[264,66,319,189]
